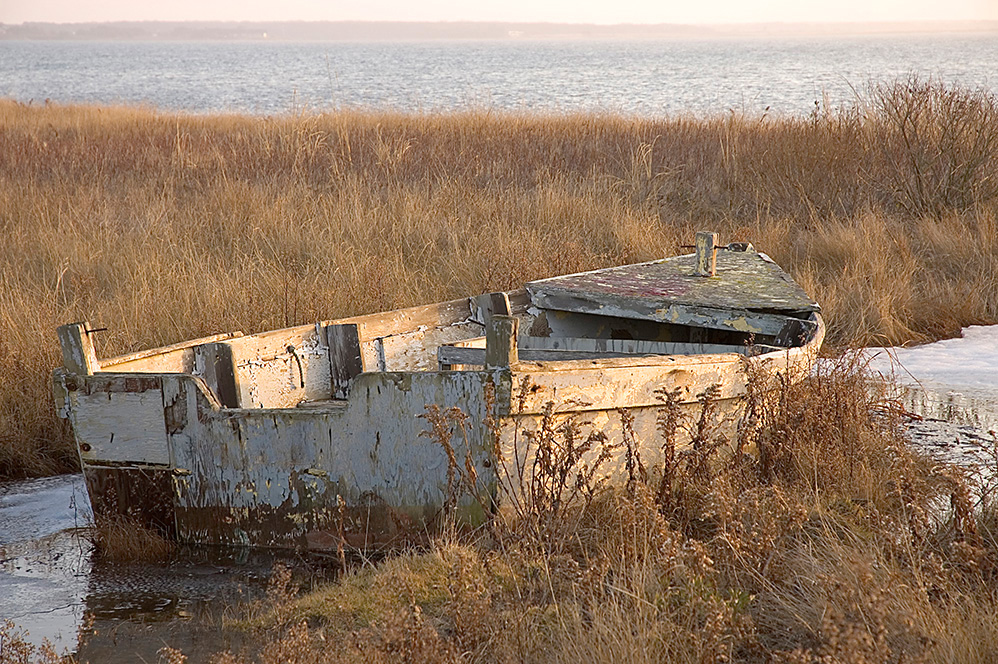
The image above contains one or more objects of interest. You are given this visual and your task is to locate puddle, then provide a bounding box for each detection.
[1,475,92,649]
[0,475,326,662]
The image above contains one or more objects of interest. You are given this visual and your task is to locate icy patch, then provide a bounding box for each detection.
[863,325,998,470]
[865,325,998,399]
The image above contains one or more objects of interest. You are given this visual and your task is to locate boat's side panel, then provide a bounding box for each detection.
[496,333,822,502]
[377,322,483,371]
[161,370,498,549]
[509,356,747,415]
[66,374,170,465]
[165,373,343,547]
[497,360,748,499]
[100,348,195,374]
[497,401,738,500]
[83,465,177,537]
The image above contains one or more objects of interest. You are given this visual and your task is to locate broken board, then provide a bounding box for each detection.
[527,251,820,338]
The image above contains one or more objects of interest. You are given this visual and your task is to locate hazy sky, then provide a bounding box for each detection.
[3,0,997,25]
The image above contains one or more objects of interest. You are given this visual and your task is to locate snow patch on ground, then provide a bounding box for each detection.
[865,325,998,399]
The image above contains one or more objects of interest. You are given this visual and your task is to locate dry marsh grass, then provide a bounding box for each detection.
[2,77,998,478]
[89,513,175,563]
[207,359,998,664]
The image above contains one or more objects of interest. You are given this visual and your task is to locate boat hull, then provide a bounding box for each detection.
[54,318,822,551]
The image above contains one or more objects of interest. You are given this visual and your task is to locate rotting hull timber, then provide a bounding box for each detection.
[52,314,823,551]
[53,243,825,551]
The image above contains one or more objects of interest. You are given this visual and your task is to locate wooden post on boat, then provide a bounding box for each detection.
[485,315,518,369]
[327,323,365,399]
[694,231,719,277]
[57,322,100,375]
[486,315,518,417]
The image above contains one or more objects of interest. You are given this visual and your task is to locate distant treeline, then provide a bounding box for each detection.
[1,20,996,42]
[0,21,711,42]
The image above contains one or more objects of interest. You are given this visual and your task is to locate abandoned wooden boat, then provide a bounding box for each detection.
[53,233,823,550]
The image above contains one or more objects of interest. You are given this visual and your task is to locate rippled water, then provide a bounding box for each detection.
[1,34,996,116]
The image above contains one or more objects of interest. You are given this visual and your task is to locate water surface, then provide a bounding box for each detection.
[2,34,996,116]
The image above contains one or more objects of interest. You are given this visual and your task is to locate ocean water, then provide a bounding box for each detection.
[1,33,996,116]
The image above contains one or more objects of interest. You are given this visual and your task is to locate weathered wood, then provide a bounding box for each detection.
[528,251,819,337]
[439,337,777,367]
[522,336,777,356]
[52,369,71,419]
[335,297,472,340]
[506,289,531,315]
[774,317,818,348]
[510,361,746,414]
[100,331,243,371]
[376,322,481,371]
[226,324,332,408]
[69,375,170,465]
[84,465,177,538]
[327,324,365,399]
[511,315,823,377]
[695,231,719,277]
[471,291,512,326]
[485,316,518,369]
[194,342,240,408]
[57,322,100,375]
[437,336,486,371]
[160,369,496,548]
[532,293,797,337]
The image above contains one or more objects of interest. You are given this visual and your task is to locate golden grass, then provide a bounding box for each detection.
[1,78,997,478]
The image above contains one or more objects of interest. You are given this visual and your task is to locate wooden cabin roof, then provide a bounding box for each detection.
[526,251,820,338]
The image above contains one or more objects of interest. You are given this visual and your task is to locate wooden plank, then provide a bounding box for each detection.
[443,346,645,365]
[438,346,487,366]
[332,290,526,338]
[774,316,818,347]
[510,359,747,414]
[439,337,778,367]
[376,322,481,371]
[521,336,777,356]
[470,292,512,326]
[485,316,518,369]
[57,322,100,375]
[70,388,170,464]
[334,297,473,340]
[194,342,240,408]
[227,324,332,408]
[100,331,244,369]
[437,336,485,371]
[327,324,365,399]
[694,231,719,277]
[506,288,530,315]
[530,290,797,337]
[527,251,819,337]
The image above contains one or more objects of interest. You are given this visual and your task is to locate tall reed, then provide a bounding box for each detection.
[1,77,996,478]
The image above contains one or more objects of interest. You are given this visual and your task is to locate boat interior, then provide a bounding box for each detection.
[67,289,816,412]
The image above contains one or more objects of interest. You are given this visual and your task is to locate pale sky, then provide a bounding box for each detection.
[3,0,997,25]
